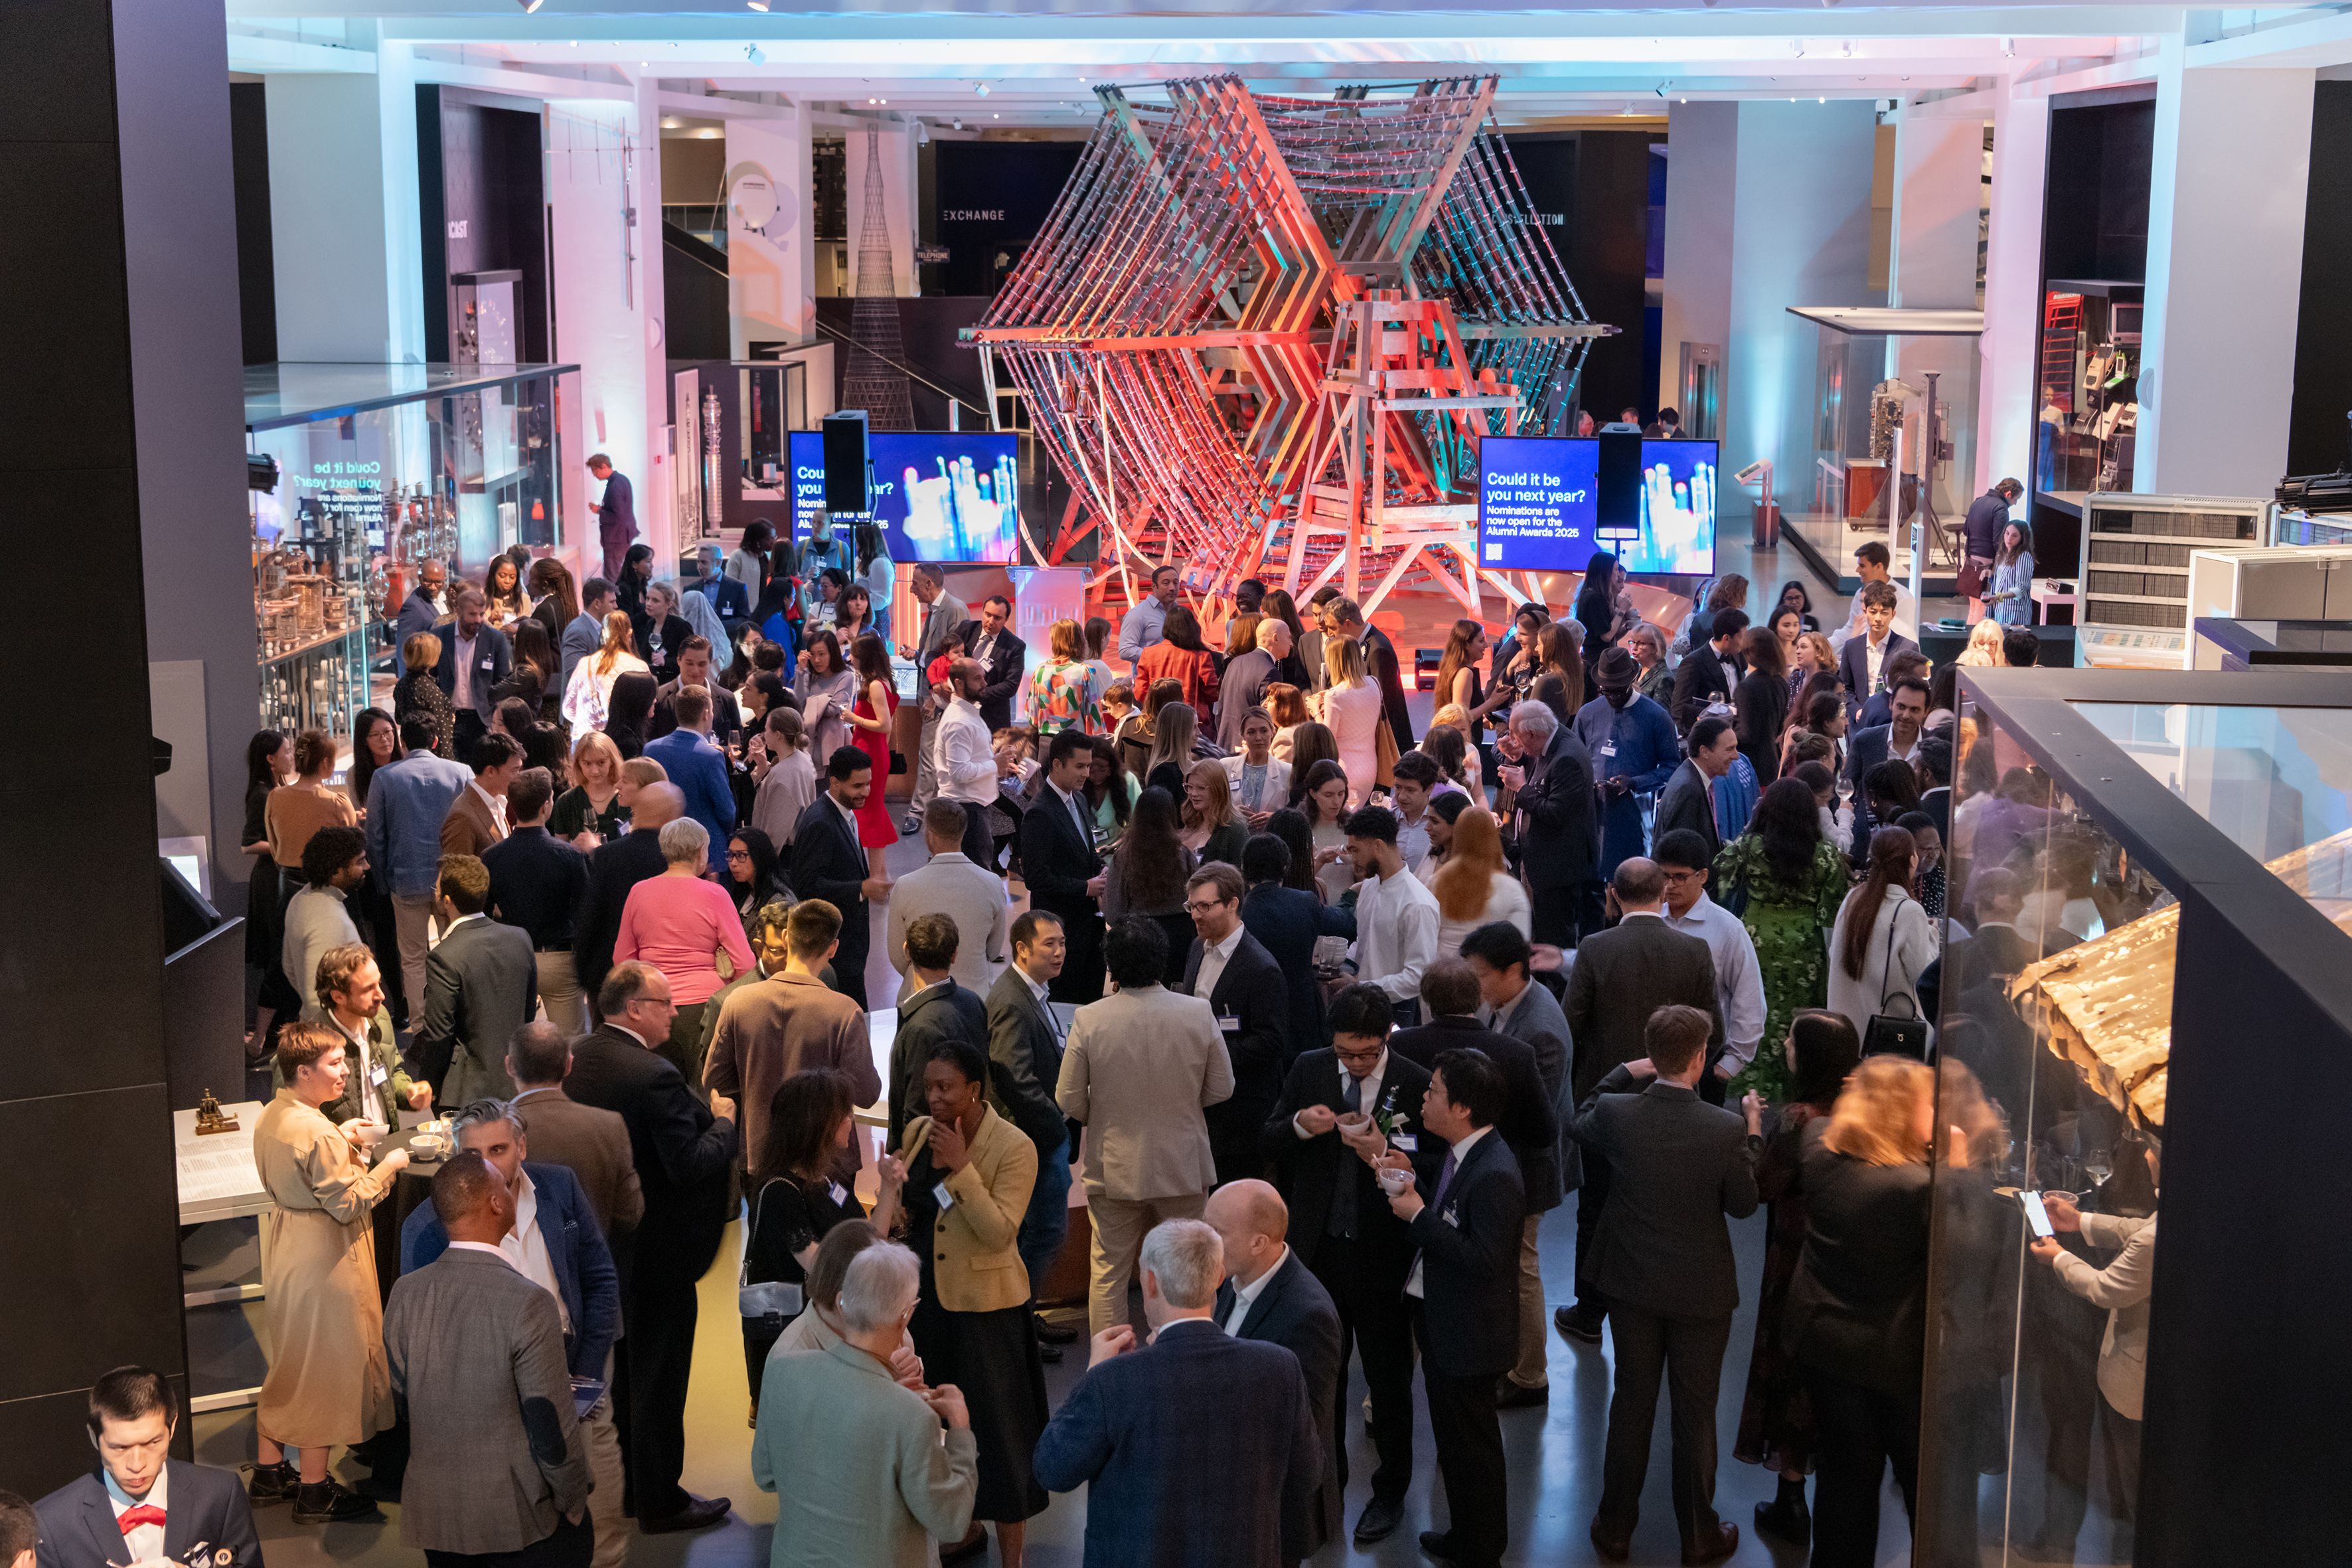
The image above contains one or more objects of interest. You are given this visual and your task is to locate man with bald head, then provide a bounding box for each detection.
[573,781,684,1011]
[1206,1180,1344,1559]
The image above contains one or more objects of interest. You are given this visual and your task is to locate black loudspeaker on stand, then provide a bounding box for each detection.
[823,409,873,515]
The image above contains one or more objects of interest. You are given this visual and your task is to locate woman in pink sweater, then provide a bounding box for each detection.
[615,817,757,1074]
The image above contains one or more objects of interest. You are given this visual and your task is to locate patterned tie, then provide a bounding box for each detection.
[1326,1073,1362,1239]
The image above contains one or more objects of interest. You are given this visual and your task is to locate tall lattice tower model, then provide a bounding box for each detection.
[842,127,916,430]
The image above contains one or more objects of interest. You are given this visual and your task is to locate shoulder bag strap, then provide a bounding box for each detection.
[1877,892,1915,1017]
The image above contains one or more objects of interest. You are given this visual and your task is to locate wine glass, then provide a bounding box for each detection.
[2084,1146,2114,1191]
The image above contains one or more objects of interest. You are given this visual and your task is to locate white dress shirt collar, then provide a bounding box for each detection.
[471,779,509,832]
[499,1169,571,1332]
[1223,1246,1289,1334]
[447,1239,515,1265]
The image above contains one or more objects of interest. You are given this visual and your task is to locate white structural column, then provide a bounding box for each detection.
[1719,101,1880,513]
[728,108,817,353]
[1888,101,1992,517]
[1654,102,1736,430]
[1976,85,2050,495]
[843,119,919,296]
[2137,44,2315,496]
[631,72,675,569]
[262,37,425,362]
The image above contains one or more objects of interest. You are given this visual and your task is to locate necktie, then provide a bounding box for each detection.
[1326,1073,1362,1239]
[118,1507,166,1535]
[1433,1148,1460,1208]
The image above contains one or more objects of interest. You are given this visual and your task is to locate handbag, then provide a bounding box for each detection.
[1372,715,1399,787]
[1954,555,1986,599]
[1862,894,1930,1059]
[737,1182,807,1322]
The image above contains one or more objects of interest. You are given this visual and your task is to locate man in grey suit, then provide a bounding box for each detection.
[1056,917,1235,1334]
[886,801,1010,1004]
[385,1152,592,1568]
[1557,858,1724,1344]
[1573,1006,1761,1565]
[562,579,619,687]
[905,563,971,830]
[415,854,537,1108]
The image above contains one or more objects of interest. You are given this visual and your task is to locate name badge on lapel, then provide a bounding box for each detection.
[1217,1010,1241,1034]
[1391,1133,1419,1153]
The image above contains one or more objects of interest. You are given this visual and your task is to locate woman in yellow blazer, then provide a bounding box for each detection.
[898,1037,1049,1567]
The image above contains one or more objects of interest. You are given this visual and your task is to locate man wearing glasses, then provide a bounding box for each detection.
[1652,829,1766,1103]
[1177,862,1290,1186]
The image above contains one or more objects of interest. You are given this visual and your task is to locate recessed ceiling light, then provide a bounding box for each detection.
[747,0,769,8]
[518,0,542,12]
[1818,96,1826,103]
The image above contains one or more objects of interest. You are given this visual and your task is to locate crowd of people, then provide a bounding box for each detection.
[57,515,2157,1568]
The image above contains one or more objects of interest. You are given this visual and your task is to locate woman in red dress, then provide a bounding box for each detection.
[846,631,902,848]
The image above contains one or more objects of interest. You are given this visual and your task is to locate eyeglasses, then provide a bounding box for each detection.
[1659,867,1703,886]
[726,848,751,860]
[1182,899,1231,917]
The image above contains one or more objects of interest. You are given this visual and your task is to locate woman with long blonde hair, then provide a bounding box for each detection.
[1430,807,1531,955]
[1314,635,1383,807]
[1178,757,1249,867]
[551,730,629,848]
[1782,1053,1940,1563]
[1955,617,2005,668]
[562,609,649,732]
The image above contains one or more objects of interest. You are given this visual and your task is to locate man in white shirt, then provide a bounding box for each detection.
[933,657,1008,866]
[888,799,1012,1005]
[1117,564,1181,663]
[1830,540,1919,652]
[1387,754,1441,872]
[1342,807,1441,1024]
[1653,831,1768,1090]
[905,563,970,830]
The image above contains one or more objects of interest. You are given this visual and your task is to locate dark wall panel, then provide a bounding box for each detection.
[417,88,550,364]
[2043,97,2155,283]
[2288,83,2352,477]
[228,81,275,366]
[1508,129,1657,426]
[663,223,732,362]
[922,139,1086,298]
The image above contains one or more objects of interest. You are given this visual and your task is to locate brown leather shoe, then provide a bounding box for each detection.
[1683,1521,1738,1565]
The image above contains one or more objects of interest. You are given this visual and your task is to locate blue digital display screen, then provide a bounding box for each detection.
[1478,436,1718,576]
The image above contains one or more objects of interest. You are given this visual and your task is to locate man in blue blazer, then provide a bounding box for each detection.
[1206,1181,1346,1560]
[401,1099,626,1566]
[1842,673,1931,862]
[34,1369,263,1568]
[432,587,513,757]
[1034,1218,1321,1568]
[641,687,738,857]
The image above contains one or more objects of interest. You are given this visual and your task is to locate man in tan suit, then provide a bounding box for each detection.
[441,732,522,857]
[705,898,880,1185]
[1056,916,1234,1334]
[505,1021,643,1240]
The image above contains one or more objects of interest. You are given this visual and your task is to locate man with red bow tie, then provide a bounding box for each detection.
[33,1368,262,1568]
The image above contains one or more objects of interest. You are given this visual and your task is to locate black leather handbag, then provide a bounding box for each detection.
[1863,894,1930,1059]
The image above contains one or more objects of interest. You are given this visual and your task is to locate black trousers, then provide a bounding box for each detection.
[1312,1238,1417,1504]
[1804,1363,1920,1568]
[958,799,995,869]
[1571,1160,1611,1308]
[1529,878,1605,948]
[833,919,871,1010]
[1045,908,1104,1005]
[1413,1305,1507,1568]
[425,1512,591,1568]
[614,1250,700,1521]
[1596,1306,1734,1553]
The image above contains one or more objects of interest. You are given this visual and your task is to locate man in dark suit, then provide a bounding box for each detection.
[1836,580,1918,710]
[1497,698,1599,947]
[1573,1006,1762,1565]
[788,746,889,1009]
[433,586,514,758]
[1842,674,1930,863]
[1259,983,1431,1547]
[1033,1219,1322,1568]
[1670,607,1747,732]
[385,1154,594,1568]
[1022,730,1107,1003]
[1654,714,1737,874]
[1375,1048,1525,1568]
[415,853,536,1107]
[563,962,738,1533]
[572,783,682,1013]
[1331,597,1415,748]
[1297,585,1341,692]
[886,913,991,1147]
[1558,858,1725,1344]
[485,769,593,1035]
[1946,866,2037,997]
[1206,1181,1346,1561]
[956,593,1028,732]
[588,454,637,582]
[987,910,1077,1358]
[395,558,448,649]
[1178,862,1291,1184]
[645,637,744,751]
[1851,647,1929,732]
[33,1368,262,1568]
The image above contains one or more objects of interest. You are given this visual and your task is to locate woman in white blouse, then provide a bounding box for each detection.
[1221,706,1292,829]
[1313,637,1383,809]
[561,609,651,732]
[1827,824,1939,1045]
[1427,807,1531,955]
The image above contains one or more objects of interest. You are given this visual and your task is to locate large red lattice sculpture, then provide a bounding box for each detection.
[971,74,1613,621]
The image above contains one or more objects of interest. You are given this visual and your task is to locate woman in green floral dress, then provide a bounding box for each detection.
[1714,776,1851,1101]
[1026,617,1101,737]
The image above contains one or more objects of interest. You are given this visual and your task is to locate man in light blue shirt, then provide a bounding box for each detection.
[1117,564,1180,663]
[364,716,473,1012]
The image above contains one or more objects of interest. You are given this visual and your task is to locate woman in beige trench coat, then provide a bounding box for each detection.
[248,1021,410,1523]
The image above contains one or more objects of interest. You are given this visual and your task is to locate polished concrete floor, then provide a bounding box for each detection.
[189,538,1941,1566]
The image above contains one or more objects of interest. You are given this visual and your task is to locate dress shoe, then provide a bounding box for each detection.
[291,1480,380,1525]
[1038,1340,1063,1364]
[245,1462,297,1508]
[1034,1313,1079,1344]
[1354,1497,1404,1545]
[939,1528,989,1564]
[1417,1529,1459,1561]
[1589,1519,1632,1561]
[1494,1377,1549,1409]
[639,1494,731,1533]
[1682,1521,1739,1565]
[1554,1303,1606,1344]
[1754,1492,1811,1545]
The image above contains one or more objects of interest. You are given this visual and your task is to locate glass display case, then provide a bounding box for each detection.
[2037,282,2142,503]
[1922,668,2352,1568]
[244,362,581,753]
[1781,306,1983,592]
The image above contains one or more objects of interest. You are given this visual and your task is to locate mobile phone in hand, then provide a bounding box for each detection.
[2020,1191,2055,1240]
